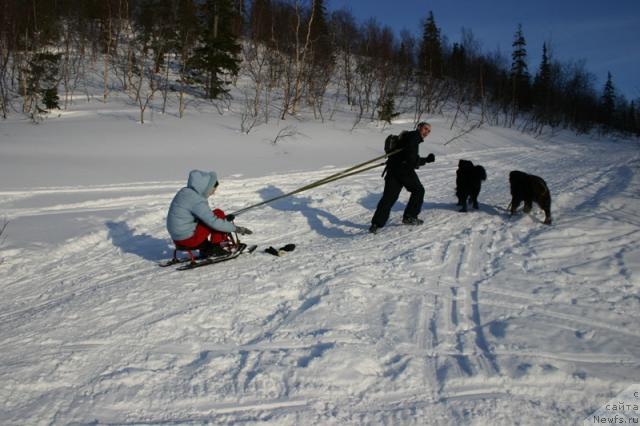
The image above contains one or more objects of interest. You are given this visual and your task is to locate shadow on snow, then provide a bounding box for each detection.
[258,185,368,238]
[106,221,169,262]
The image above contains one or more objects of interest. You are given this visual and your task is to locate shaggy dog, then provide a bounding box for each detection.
[508,170,552,225]
[456,159,487,212]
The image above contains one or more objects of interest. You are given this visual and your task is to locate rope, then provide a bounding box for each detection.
[230,149,402,216]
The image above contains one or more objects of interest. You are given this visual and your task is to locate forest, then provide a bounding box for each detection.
[0,0,637,135]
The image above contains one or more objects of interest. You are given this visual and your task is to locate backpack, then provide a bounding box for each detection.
[384,130,408,154]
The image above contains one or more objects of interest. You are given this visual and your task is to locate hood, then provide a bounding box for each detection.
[187,170,218,197]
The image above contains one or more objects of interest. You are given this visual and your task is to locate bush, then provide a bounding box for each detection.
[378,93,400,125]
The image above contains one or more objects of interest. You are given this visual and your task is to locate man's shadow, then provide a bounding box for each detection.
[258,186,368,238]
[359,192,407,212]
[106,221,169,261]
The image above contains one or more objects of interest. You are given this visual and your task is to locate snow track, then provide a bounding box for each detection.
[1,134,639,425]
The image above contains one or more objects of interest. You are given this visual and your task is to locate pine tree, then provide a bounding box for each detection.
[629,101,638,135]
[377,92,399,124]
[449,42,466,81]
[42,88,60,110]
[419,11,443,79]
[533,42,553,123]
[600,71,616,128]
[534,43,551,94]
[26,52,61,118]
[309,0,333,68]
[190,0,242,99]
[510,24,531,111]
[511,25,529,79]
[136,0,175,73]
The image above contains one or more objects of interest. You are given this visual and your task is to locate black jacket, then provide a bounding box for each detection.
[387,129,424,171]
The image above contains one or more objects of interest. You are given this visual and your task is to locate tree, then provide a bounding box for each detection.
[600,71,616,128]
[190,0,242,99]
[419,11,443,79]
[377,92,399,125]
[415,11,448,120]
[532,42,555,127]
[26,53,62,121]
[396,30,416,94]
[560,60,598,132]
[175,0,201,117]
[306,0,334,119]
[308,0,332,67]
[231,0,246,36]
[249,0,273,44]
[510,24,531,121]
[330,8,359,105]
[627,100,638,135]
[449,42,466,82]
[127,30,161,124]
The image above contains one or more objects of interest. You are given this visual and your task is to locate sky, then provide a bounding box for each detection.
[329,0,640,101]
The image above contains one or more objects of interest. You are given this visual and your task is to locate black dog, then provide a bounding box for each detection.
[508,170,552,225]
[456,159,487,212]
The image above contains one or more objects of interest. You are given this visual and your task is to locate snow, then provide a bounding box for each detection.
[1,94,639,425]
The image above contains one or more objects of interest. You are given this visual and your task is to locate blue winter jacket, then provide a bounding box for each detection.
[166,170,236,241]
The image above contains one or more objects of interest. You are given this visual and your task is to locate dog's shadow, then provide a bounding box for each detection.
[426,201,508,218]
[476,203,509,217]
[448,201,517,221]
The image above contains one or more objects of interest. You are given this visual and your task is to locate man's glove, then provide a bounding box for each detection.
[418,154,435,166]
[225,214,235,222]
[235,226,253,235]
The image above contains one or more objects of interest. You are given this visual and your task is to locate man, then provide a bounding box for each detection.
[370,122,435,234]
[167,170,252,258]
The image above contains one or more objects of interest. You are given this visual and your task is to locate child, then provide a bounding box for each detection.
[167,170,252,257]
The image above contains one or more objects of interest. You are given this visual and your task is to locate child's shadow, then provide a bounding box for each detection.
[106,221,169,261]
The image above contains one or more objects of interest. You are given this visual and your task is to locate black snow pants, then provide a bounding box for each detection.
[371,168,425,227]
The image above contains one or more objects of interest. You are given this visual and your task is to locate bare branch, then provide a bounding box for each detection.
[0,218,8,264]
[272,125,299,144]
[443,121,482,146]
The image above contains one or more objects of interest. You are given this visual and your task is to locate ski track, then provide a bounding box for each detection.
[1,138,639,425]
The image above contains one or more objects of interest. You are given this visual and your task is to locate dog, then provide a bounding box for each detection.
[508,170,552,225]
[456,159,487,212]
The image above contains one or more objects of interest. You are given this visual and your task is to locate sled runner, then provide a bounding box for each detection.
[159,233,256,270]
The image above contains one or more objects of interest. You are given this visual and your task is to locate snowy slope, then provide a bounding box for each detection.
[1,98,640,424]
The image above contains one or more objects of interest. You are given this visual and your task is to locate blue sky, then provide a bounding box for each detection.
[329,0,640,100]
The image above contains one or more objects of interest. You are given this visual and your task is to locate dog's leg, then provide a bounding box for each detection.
[459,193,468,212]
[540,192,552,225]
[510,197,521,216]
[472,186,480,209]
[542,201,552,225]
